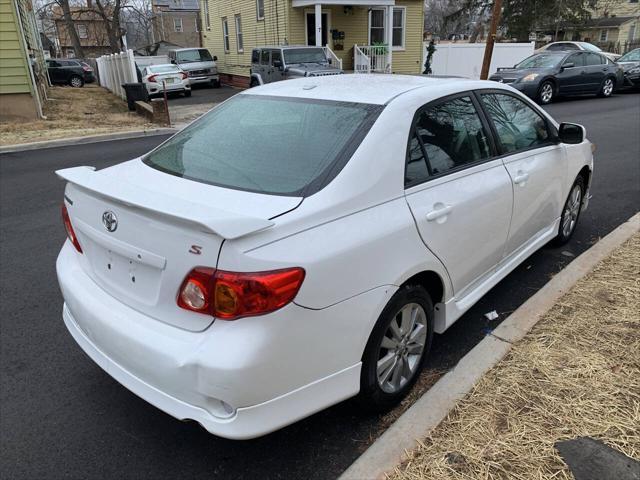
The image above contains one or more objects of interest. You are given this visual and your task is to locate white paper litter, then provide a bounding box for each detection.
[484,310,499,321]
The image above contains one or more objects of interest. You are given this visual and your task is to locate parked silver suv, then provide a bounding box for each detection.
[250,46,343,87]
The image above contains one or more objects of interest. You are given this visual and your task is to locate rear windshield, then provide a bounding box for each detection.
[149,65,180,73]
[143,95,382,196]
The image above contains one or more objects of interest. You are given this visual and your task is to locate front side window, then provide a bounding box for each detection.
[222,18,230,52]
[235,14,243,53]
[564,52,585,67]
[144,96,383,196]
[481,93,551,154]
[256,0,264,20]
[410,96,490,179]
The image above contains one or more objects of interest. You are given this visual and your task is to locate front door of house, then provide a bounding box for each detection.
[306,13,328,46]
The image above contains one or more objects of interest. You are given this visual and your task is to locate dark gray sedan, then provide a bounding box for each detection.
[616,48,640,90]
[490,51,624,104]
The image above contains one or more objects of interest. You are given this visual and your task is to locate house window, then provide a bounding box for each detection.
[369,9,385,44]
[600,29,608,41]
[174,18,183,32]
[369,8,406,49]
[256,0,264,20]
[235,14,243,52]
[392,7,405,49]
[76,24,88,39]
[222,17,230,52]
[203,0,210,29]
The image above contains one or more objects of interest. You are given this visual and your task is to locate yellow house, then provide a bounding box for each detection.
[0,0,47,121]
[200,0,425,87]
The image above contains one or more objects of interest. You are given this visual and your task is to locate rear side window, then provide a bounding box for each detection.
[144,95,383,196]
[251,49,259,63]
[480,93,552,154]
[408,95,491,180]
[585,53,604,65]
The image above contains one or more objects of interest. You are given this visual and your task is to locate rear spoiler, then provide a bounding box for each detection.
[56,166,274,240]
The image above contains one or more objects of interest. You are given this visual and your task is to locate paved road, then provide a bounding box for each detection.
[1,93,639,480]
[167,84,238,106]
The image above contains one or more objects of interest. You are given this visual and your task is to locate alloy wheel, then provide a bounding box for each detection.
[70,77,82,88]
[562,184,582,238]
[540,83,553,103]
[377,303,428,394]
[602,78,614,96]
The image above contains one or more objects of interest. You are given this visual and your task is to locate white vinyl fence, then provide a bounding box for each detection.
[425,42,535,79]
[96,49,137,100]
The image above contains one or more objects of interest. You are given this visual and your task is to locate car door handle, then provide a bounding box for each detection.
[513,172,529,185]
[426,204,453,222]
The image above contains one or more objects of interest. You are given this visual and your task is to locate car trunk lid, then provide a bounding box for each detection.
[57,160,301,331]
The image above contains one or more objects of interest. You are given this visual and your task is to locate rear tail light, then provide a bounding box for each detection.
[148,74,157,82]
[178,267,305,320]
[61,203,83,253]
[180,72,188,80]
[82,66,92,72]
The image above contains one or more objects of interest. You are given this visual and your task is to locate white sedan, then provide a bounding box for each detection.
[56,75,593,439]
[141,64,191,97]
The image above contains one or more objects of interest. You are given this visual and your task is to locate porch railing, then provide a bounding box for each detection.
[323,46,343,70]
[354,44,391,73]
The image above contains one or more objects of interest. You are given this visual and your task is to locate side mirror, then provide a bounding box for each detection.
[561,62,574,70]
[273,60,283,69]
[213,56,218,61]
[558,122,585,144]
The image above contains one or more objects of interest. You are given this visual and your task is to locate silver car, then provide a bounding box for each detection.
[249,46,343,87]
[169,48,220,88]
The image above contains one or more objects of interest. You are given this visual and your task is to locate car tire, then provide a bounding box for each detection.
[597,77,615,97]
[184,90,192,97]
[553,175,585,246]
[249,78,260,88]
[537,80,554,104]
[357,284,434,412]
[69,75,84,88]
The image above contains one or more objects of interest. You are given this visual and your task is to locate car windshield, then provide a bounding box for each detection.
[580,43,602,52]
[283,48,327,64]
[176,49,212,63]
[149,65,180,73]
[618,49,640,62]
[516,54,563,69]
[144,95,382,196]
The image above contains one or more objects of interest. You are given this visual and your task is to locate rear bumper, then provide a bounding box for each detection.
[56,243,389,438]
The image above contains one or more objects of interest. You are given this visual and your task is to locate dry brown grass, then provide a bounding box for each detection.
[391,234,640,480]
[0,84,152,146]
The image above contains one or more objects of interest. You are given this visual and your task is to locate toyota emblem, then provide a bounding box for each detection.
[102,211,118,232]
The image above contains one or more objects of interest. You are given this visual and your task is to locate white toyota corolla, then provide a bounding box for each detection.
[56,75,593,439]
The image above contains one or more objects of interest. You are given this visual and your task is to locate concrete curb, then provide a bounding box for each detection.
[0,128,177,155]
[339,212,640,480]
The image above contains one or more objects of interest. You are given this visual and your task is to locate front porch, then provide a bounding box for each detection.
[289,0,422,74]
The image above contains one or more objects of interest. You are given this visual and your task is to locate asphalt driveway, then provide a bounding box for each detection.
[1,92,639,480]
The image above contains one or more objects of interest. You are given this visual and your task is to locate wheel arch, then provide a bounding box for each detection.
[250,73,264,85]
[400,270,445,305]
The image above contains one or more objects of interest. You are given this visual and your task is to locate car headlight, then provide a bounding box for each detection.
[521,73,540,82]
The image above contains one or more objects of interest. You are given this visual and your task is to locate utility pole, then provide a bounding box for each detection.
[480,0,503,80]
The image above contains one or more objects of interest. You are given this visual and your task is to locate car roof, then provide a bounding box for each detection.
[171,48,207,52]
[242,74,481,105]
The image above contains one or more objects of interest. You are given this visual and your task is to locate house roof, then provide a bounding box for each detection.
[581,16,637,28]
[241,74,474,105]
[153,0,199,11]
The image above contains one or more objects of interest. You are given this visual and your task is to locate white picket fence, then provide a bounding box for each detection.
[425,42,535,79]
[96,49,138,100]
